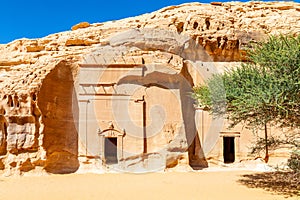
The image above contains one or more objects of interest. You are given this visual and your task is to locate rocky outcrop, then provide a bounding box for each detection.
[0,1,299,175]
[71,22,90,31]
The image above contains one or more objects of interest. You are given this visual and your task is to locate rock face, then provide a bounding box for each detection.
[0,1,299,175]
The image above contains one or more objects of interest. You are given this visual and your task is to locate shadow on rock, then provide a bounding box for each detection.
[44,151,79,174]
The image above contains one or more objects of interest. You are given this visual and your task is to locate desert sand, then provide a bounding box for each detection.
[0,170,298,200]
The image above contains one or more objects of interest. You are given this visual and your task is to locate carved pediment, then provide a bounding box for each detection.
[98,126,126,138]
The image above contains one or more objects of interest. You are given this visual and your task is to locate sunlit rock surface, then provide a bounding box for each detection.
[0,1,299,175]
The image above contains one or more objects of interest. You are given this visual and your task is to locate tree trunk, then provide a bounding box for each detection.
[264,123,269,163]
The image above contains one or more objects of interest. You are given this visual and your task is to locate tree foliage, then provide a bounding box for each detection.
[193,35,300,163]
[288,150,300,172]
[193,35,300,129]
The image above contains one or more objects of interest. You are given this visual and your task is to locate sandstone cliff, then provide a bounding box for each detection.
[0,1,299,175]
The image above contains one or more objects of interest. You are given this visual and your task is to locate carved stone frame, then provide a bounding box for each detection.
[219,131,240,163]
[98,127,126,164]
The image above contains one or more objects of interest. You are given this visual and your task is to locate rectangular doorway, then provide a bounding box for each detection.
[223,137,235,163]
[104,138,118,164]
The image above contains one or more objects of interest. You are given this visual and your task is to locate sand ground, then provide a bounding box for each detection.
[0,170,298,200]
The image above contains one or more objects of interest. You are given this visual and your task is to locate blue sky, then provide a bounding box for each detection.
[0,0,298,44]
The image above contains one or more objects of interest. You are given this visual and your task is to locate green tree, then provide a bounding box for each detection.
[193,35,300,162]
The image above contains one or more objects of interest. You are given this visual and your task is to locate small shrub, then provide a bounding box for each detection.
[287,150,300,172]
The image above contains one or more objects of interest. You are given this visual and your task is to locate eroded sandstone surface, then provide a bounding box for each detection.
[0,1,299,175]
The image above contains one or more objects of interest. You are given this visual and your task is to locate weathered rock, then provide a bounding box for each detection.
[44,151,79,174]
[19,158,35,172]
[6,116,37,153]
[26,45,45,52]
[211,2,223,6]
[0,1,298,175]
[0,115,7,155]
[0,59,30,66]
[119,153,165,173]
[71,22,90,31]
[65,38,97,46]
[0,158,5,170]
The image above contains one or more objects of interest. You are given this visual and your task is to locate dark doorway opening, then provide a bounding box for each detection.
[104,138,118,164]
[223,137,235,163]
